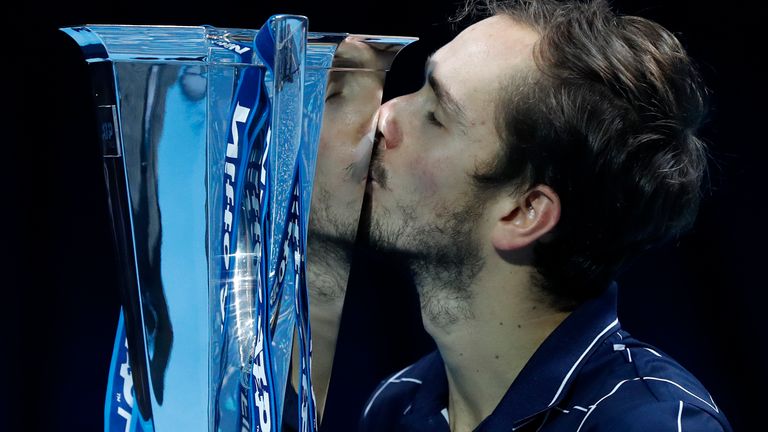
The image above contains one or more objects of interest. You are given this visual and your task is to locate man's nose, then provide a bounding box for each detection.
[377,97,403,150]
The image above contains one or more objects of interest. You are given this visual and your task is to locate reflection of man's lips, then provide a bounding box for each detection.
[345,159,369,183]
[344,125,377,182]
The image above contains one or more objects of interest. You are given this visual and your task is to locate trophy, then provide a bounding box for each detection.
[61,16,414,432]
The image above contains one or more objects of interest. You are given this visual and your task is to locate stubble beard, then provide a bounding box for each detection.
[368,194,486,328]
[306,185,361,303]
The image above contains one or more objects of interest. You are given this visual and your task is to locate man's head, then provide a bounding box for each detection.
[367,0,708,315]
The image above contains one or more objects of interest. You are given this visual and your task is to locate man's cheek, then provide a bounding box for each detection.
[407,155,442,198]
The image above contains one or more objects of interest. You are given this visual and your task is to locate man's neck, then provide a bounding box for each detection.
[422,268,570,432]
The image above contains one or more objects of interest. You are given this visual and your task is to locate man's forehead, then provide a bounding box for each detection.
[429,15,538,121]
[434,15,538,73]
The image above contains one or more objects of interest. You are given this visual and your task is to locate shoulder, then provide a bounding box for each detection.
[551,331,732,431]
[359,352,441,432]
[573,400,731,432]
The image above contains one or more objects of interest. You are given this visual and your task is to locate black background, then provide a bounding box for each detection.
[8,1,766,431]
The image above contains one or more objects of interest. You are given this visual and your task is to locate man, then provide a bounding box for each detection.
[360,0,732,431]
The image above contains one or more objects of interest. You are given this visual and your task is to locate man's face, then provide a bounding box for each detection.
[367,15,538,268]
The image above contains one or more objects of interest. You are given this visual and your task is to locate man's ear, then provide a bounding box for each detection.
[491,184,560,252]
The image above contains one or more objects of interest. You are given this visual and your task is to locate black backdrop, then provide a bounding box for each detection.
[8,1,766,431]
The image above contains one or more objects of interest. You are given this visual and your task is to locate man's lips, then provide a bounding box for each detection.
[367,129,387,187]
[368,160,387,188]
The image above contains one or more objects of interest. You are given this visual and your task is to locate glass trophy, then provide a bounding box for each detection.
[61,17,415,432]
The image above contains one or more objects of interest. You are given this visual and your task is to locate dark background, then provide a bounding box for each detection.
[8,0,765,431]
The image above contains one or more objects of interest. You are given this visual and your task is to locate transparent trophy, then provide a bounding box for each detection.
[61,16,414,432]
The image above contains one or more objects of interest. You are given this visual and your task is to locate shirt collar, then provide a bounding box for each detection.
[406,282,621,430]
[480,282,621,429]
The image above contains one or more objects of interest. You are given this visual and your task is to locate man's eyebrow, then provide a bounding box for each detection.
[425,55,469,128]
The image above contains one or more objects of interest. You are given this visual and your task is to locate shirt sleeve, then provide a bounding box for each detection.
[583,400,731,432]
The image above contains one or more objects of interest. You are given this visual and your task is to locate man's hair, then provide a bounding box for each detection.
[461,0,710,310]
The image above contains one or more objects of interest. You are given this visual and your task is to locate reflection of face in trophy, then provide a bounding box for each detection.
[309,38,388,245]
[306,37,390,300]
[293,36,402,423]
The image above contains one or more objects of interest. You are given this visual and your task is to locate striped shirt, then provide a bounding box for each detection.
[359,283,732,431]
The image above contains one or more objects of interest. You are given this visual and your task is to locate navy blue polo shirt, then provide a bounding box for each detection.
[359,284,732,431]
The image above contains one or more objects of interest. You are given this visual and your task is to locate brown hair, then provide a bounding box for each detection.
[462,0,710,309]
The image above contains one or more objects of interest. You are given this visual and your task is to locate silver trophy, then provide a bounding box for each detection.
[62,16,414,432]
